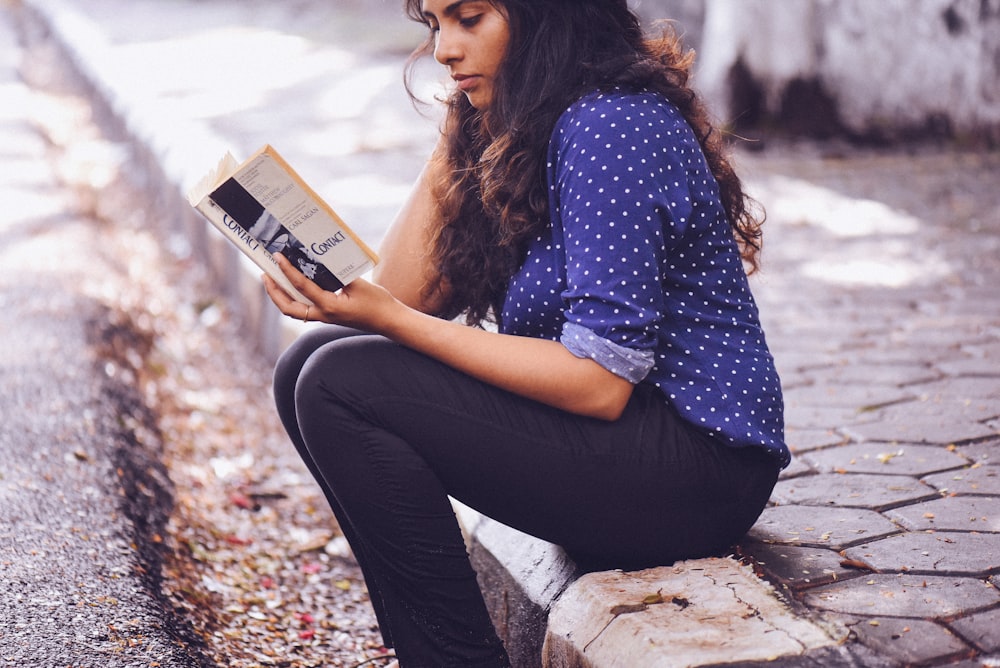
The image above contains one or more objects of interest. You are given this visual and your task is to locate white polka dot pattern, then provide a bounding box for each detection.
[499,89,788,466]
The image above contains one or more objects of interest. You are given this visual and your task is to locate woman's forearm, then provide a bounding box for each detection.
[380,303,634,421]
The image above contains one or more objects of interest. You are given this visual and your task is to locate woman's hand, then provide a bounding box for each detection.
[262,253,403,334]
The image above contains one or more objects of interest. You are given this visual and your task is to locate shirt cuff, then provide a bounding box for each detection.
[560,322,655,384]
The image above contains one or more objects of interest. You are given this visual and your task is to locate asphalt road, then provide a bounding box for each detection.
[0,7,210,664]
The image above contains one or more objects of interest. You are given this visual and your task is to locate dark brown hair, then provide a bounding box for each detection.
[404,0,763,325]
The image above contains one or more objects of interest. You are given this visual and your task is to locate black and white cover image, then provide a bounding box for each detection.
[210,177,345,293]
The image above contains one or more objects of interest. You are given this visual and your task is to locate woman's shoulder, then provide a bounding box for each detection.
[560,88,679,120]
[554,87,687,140]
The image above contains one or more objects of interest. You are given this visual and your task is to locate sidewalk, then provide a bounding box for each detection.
[8,0,1000,666]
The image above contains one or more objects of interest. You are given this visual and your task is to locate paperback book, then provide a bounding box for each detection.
[187,144,378,304]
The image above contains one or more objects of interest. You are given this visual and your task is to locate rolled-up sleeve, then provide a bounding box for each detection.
[560,322,655,383]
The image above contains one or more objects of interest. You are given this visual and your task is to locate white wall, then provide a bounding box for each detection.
[635,0,1000,142]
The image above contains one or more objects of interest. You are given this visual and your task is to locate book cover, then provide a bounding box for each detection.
[186,145,378,305]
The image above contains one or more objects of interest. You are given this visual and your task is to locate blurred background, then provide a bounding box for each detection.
[644,0,1000,146]
[19,0,997,250]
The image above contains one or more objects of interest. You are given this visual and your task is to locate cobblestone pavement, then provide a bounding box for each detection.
[737,146,1000,666]
[10,0,1000,665]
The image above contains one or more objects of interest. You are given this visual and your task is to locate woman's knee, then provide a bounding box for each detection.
[273,326,365,400]
[293,334,405,409]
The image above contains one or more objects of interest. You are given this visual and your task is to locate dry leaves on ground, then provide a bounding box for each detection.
[117,205,391,667]
[37,79,391,664]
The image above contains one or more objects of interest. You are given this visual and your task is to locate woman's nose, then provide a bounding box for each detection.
[434,27,460,65]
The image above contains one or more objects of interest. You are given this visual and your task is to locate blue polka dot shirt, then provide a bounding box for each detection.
[499,90,788,466]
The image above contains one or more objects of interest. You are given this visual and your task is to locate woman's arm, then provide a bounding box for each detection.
[381,288,635,420]
[371,158,449,316]
[263,265,635,421]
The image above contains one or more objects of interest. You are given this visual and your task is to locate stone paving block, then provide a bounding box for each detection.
[924,465,1000,496]
[785,383,916,410]
[738,541,857,590]
[779,457,813,480]
[842,531,1000,576]
[802,574,1000,618]
[786,427,847,454]
[784,404,879,431]
[772,350,841,377]
[804,442,969,476]
[842,398,999,443]
[850,617,970,666]
[543,559,838,668]
[886,496,1000,532]
[749,505,900,550]
[817,363,941,389]
[890,321,995,348]
[936,357,1000,376]
[852,337,958,364]
[909,377,1000,400]
[774,373,812,392]
[956,439,999,466]
[771,473,939,511]
[946,654,1000,668]
[950,607,1000,653]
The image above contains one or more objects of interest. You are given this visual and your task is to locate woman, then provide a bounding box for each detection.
[264,1,789,665]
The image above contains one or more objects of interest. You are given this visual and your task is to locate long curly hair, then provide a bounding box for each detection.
[404,0,763,325]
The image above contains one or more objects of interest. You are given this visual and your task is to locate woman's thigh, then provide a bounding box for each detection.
[293,333,778,570]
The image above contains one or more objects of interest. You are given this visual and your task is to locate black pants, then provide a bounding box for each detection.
[272,325,779,667]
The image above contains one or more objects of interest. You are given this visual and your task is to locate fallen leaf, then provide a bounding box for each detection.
[878,449,904,464]
[229,491,254,510]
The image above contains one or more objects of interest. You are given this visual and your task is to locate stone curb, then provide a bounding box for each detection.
[19,1,840,665]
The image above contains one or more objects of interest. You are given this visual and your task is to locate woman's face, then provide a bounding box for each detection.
[421,0,510,110]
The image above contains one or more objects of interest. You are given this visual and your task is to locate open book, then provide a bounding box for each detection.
[187,145,378,304]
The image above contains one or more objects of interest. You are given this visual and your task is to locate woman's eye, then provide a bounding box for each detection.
[459,14,482,28]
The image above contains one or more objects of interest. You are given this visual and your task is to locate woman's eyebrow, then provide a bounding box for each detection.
[423,0,473,21]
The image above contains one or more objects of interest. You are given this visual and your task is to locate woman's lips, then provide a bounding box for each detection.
[454,75,480,92]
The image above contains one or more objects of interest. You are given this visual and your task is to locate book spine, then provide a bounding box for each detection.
[194,198,313,305]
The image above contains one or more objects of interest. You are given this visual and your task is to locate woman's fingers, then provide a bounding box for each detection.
[262,274,312,320]
[274,253,326,303]
[264,254,401,331]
